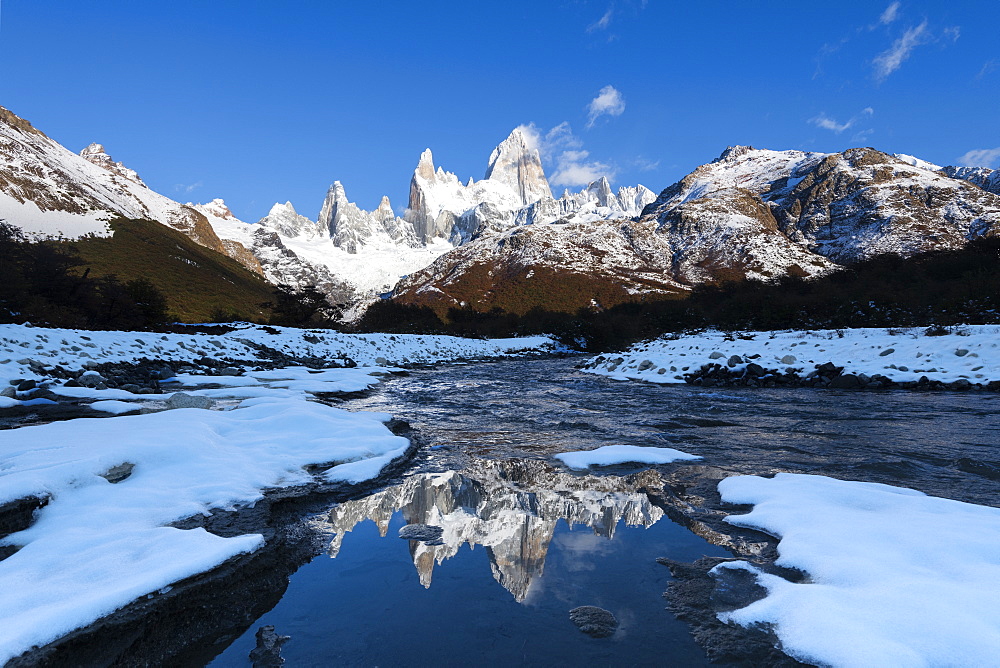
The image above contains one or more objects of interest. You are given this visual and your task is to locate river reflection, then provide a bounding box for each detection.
[211,458,726,667]
[325,460,666,601]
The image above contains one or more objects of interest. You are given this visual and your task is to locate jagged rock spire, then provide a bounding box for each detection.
[484,128,552,206]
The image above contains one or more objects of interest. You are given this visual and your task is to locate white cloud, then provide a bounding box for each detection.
[586,85,625,128]
[943,26,960,42]
[872,19,929,82]
[957,147,1000,169]
[587,8,613,32]
[879,2,901,25]
[519,122,615,187]
[632,157,661,172]
[976,59,998,80]
[809,107,874,134]
[551,150,616,187]
[174,181,204,194]
[811,114,853,133]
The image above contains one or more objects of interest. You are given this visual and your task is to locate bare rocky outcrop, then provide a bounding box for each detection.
[79,143,146,186]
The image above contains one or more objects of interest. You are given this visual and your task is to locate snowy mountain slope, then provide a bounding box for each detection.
[0,106,261,274]
[643,146,1000,263]
[942,165,1000,196]
[394,146,1000,313]
[198,128,658,305]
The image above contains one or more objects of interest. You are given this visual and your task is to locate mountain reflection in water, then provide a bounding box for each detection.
[324,459,665,601]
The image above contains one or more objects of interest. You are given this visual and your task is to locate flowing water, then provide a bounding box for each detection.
[210,357,1000,666]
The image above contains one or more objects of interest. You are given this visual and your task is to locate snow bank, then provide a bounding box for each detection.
[554,444,701,469]
[0,322,555,388]
[581,326,1000,385]
[715,473,1000,667]
[0,399,409,662]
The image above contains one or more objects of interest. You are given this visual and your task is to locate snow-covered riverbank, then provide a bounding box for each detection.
[715,473,1000,667]
[0,322,555,387]
[581,326,1000,388]
[0,323,557,662]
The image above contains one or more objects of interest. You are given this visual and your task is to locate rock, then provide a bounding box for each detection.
[62,378,81,387]
[708,352,725,360]
[657,368,667,375]
[0,386,16,398]
[375,357,389,366]
[249,625,290,667]
[816,362,837,373]
[398,524,444,543]
[569,606,618,638]
[950,379,973,390]
[99,462,135,484]
[637,359,656,371]
[165,392,215,409]
[78,370,105,388]
[779,354,796,364]
[878,348,895,357]
[727,355,743,367]
[219,367,241,376]
[138,388,156,395]
[120,384,142,394]
[16,380,36,392]
[744,363,765,377]
[955,349,970,357]
[828,374,862,389]
[95,382,108,390]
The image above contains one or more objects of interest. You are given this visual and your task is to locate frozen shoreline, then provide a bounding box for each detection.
[581,325,1000,389]
[0,323,557,663]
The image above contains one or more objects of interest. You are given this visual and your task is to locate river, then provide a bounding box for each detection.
[204,357,1000,666]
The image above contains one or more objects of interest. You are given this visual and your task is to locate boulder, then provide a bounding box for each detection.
[78,370,105,388]
[637,359,656,371]
[779,354,796,364]
[828,374,862,389]
[165,392,215,409]
[727,355,743,367]
[569,606,618,638]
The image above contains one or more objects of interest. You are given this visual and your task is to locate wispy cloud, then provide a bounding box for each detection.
[632,157,660,172]
[879,2,901,26]
[976,59,998,80]
[586,85,625,129]
[518,122,616,187]
[957,147,1000,169]
[872,19,929,82]
[809,107,874,134]
[587,8,613,32]
[174,181,204,194]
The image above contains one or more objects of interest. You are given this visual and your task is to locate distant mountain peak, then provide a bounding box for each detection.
[485,128,552,206]
[79,142,146,187]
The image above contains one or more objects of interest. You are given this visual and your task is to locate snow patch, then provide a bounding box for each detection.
[715,473,1000,667]
[555,444,701,469]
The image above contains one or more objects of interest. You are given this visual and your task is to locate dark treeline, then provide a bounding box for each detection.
[0,221,170,329]
[354,238,1000,351]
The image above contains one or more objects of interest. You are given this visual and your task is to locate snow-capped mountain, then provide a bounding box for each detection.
[393,146,1000,313]
[942,165,1000,196]
[6,101,997,320]
[0,106,262,274]
[197,127,656,303]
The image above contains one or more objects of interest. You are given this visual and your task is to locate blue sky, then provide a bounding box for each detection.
[2,0,998,221]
